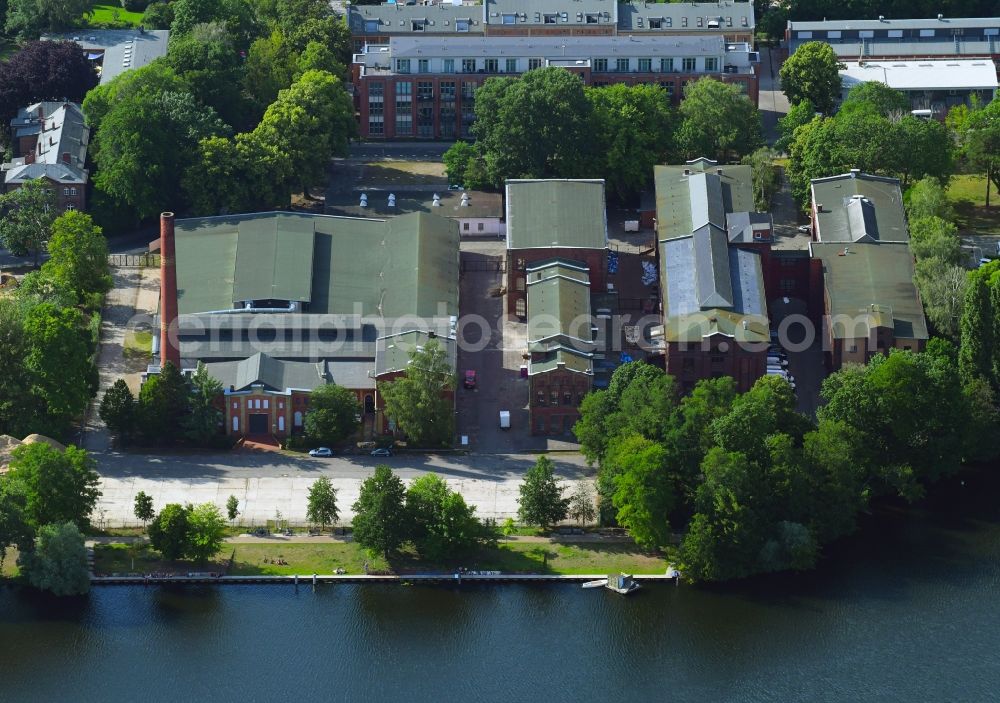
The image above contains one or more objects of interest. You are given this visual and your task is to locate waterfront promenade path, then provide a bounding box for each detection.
[92,451,594,527]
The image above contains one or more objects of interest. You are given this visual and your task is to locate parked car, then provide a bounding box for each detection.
[448,184,464,191]
[308,447,333,457]
[371,447,392,457]
[464,369,477,389]
[797,224,812,233]
[766,355,789,367]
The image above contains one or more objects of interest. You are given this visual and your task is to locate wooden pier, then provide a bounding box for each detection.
[91,573,680,586]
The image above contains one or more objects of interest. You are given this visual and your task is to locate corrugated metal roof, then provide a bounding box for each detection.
[811,172,908,244]
[505,180,607,250]
[375,329,457,378]
[526,260,594,349]
[821,39,999,59]
[528,347,594,376]
[810,241,928,341]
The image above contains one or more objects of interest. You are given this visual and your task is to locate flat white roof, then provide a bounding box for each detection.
[839,59,999,92]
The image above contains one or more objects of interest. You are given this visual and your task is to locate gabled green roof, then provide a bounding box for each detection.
[206,352,330,392]
[654,159,754,241]
[528,347,594,376]
[505,180,608,250]
[527,260,593,350]
[174,211,459,318]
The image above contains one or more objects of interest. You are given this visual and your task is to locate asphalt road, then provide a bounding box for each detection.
[96,450,593,482]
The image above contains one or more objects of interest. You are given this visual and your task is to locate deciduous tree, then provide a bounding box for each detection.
[306,476,339,531]
[405,473,483,560]
[0,179,57,265]
[149,503,190,561]
[226,494,240,524]
[568,482,597,526]
[778,40,842,114]
[133,491,154,527]
[677,77,762,162]
[517,455,569,531]
[100,379,137,446]
[4,0,91,38]
[606,435,674,550]
[5,443,100,531]
[380,338,455,448]
[351,465,407,558]
[304,384,360,447]
[42,211,112,304]
[186,503,226,563]
[183,362,223,446]
[20,522,90,596]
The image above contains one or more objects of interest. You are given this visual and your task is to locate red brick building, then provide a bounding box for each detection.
[2,102,89,212]
[504,179,608,318]
[351,34,758,140]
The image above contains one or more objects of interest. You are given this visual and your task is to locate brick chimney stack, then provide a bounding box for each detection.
[159,212,181,369]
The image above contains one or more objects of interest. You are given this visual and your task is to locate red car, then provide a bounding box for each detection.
[464,370,477,389]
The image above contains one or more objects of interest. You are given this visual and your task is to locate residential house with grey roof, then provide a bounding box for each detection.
[652,158,770,393]
[2,102,89,212]
[808,171,928,369]
[504,179,608,318]
[154,210,460,440]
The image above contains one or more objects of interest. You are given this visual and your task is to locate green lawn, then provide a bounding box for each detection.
[122,329,152,359]
[947,174,1000,236]
[361,161,448,187]
[84,3,144,27]
[2,547,20,579]
[93,539,670,577]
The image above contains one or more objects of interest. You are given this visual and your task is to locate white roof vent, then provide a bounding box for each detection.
[388,193,396,207]
[432,193,442,206]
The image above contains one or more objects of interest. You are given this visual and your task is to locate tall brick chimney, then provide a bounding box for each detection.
[159,212,181,369]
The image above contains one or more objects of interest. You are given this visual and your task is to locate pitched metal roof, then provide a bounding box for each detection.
[693,226,734,309]
[839,59,999,92]
[206,353,331,393]
[486,0,616,27]
[526,259,594,351]
[811,172,908,244]
[326,189,503,220]
[388,33,725,58]
[43,30,169,85]
[654,159,754,241]
[349,2,483,34]
[810,241,928,341]
[505,179,608,250]
[174,211,460,319]
[374,329,458,378]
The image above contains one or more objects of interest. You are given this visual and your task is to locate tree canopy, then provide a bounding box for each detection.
[677,77,762,162]
[42,212,112,305]
[380,338,455,448]
[20,522,90,596]
[304,384,360,447]
[351,465,408,558]
[4,443,100,531]
[517,456,569,531]
[0,180,57,265]
[306,476,339,531]
[779,41,843,114]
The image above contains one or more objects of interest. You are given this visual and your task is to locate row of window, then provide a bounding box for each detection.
[534,389,586,407]
[365,14,749,32]
[796,27,998,40]
[393,56,721,75]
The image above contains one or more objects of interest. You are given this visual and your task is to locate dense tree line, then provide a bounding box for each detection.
[0,206,109,439]
[0,442,101,595]
[786,82,953,205]
[444,69,761,202]
[573,351,996,582]
[351,466,495,561]
[100,361,225,448]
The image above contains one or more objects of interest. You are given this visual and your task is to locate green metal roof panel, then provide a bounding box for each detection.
[811,241,928,340]
[528,348,594,376]
[527,267,593,345]
[811,173,908,244]
[232,215,315,303]
[654,160,754,241]
[505,180,608,250]
[175,220,239,315]
[175,212,459,319]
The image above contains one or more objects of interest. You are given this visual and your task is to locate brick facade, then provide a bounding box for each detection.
[664,335,766,394]
[507,247,607,317]
[528,366,592,436]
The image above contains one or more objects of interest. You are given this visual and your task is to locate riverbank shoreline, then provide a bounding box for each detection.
[90,572,679,586]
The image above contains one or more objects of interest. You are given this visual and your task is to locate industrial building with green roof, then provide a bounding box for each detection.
[525,259,595,436]
[808,172,928,368]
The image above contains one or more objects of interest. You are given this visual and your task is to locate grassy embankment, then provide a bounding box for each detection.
[947,174,1000,238]
[83,4,145,27]
[1,548,20,579]
[94,539,670,577]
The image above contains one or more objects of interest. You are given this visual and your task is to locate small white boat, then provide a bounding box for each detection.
[582,579,606,589]
[606,574,641,595]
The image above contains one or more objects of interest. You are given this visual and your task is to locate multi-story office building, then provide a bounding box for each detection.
[352,35,758,139]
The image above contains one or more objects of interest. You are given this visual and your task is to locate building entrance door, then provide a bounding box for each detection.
[248,413,268,435]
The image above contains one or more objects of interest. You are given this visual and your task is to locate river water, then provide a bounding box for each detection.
[2,470,999,703]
